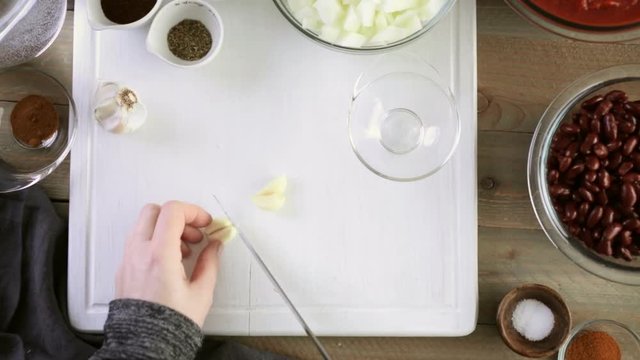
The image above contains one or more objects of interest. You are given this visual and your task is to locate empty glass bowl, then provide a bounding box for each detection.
[528,64,640,285]
[0,67,76,192]
[272,0,457,53]
[349,53,460,181]
[558,320,640,360]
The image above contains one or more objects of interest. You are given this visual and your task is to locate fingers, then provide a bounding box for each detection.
[181,225,204,243]
[190,240,222,292]
[180,242,191,258]
[152,201,212,255]
[132,204,161,240]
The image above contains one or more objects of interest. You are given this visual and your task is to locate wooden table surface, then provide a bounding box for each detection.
[14,0,640,358]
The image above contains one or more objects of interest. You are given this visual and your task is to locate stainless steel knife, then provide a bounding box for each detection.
[212,196,332,360]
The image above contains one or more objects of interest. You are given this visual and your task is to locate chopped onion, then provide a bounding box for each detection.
[287,0,444,47]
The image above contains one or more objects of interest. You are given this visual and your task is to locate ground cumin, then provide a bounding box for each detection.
[566,330,621,360]
[10,95,59,148]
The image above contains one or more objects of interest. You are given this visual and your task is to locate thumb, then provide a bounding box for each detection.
[190,240,222,292]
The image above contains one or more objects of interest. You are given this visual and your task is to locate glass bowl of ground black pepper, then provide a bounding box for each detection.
[558,320,640,360]
[528,64,640,286]
[146,0,223,68]
[0,67,76,192]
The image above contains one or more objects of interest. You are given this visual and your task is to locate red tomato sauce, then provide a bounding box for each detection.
[529,0,640,27]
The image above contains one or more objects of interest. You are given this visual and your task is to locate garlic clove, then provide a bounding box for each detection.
[252,193,286,211]
[208,225,237,244]
[204,217,232,237]
[256,176,288,196]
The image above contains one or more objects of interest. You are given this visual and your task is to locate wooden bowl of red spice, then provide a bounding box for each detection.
[558,320,640,360]
[497,284,572,358]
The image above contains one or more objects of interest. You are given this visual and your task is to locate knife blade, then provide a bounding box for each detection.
[212,195,332,360]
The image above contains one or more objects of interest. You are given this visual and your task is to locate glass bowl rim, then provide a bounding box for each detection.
[504,0,640,43]
[557,319,640,359]
[528,64,640,286]
[0,66,77,192]
[272,0,458,53]
[347,55,461,182]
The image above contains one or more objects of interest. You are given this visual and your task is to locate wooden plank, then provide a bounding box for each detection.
[68,0,74,11]
[53,200,69,220]
[229,325,552,360]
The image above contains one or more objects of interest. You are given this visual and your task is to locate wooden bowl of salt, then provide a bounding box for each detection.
[497,283,572,358]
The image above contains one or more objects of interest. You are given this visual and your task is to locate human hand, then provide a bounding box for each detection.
[116,201,222,328]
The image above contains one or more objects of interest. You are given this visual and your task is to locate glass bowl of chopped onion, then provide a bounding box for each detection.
[272,0,457,53]
[558,320,640,360]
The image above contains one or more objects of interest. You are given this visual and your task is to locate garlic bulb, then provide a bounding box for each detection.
[204,218,237,243]
[93,82,147,134]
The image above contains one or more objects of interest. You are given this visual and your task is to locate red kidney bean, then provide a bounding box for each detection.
[596,190,609,205]
[620,247,634,261]
[585,170,598,183]
[623,218,640,230]
[569,223,581,236]
[632,153,640,168]
[567,163,585,179]
[595,99,614,119]
[565,142,580,159]
[605,90,628,102]
[605,140,621,153]
[590,118,602,134]
[550,184,571,197]
[583,231,595,248]
[623,136,639,156]
[548,169,560,184]
[559,156,572,172]
[622,182,638,208]
[622,172,640,183]
[585,155,600,171]
[580,132,599,154]
[602,207,615,227]
[582,94,605,109]
[578,202,590,222]
[618,161,634,176]
[587,206,604,228]
[593,143,609,158]
[624,101,640,116]
[603,223,623,242]
[598,169,612,189]
[630,245,640,255]
[593,228,603,240]
[560,123,580,135]
[621,230,634,247]
[608,151,623,170]
[620,120,636,134]
[597,241,613,256]
[603,113,618,141]
[578,187,594,202]
[579,114,591,131]
[583,181,600,194]
[564,202,578,222]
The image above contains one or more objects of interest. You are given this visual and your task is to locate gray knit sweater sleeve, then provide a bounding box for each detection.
[90,299,204,360]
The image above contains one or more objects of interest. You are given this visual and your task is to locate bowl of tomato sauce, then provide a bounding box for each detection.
[506,0,640,42]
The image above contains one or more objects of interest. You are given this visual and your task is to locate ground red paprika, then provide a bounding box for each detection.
[566,330,621,360]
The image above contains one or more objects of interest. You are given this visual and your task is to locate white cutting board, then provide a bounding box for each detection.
[69,0,477,336]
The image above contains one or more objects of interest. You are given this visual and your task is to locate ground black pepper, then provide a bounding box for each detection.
[167,20,213,61]
[101,0,157,25]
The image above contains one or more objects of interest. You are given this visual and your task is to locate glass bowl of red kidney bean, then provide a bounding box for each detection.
[529,64,640,286]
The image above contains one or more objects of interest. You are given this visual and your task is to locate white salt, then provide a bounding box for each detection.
[511,298,555,342]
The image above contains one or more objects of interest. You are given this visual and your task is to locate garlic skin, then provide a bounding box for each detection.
[93,82,147,134]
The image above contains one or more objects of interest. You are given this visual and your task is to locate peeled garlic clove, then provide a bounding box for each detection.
[204,218,233,237]
[209,226,237,244]
[252,193,286,211]
[256,176,287,196]
[93,82,147,134]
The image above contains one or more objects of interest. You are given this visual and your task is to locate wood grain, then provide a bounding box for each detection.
[6,1,640,359]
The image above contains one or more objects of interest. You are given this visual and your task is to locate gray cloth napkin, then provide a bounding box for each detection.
[0,186,289,360]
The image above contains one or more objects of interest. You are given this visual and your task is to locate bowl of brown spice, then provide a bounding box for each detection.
[0,66,76,192]
[146,0,223,68]
[87,0,162,31]
[558,320,640,360]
